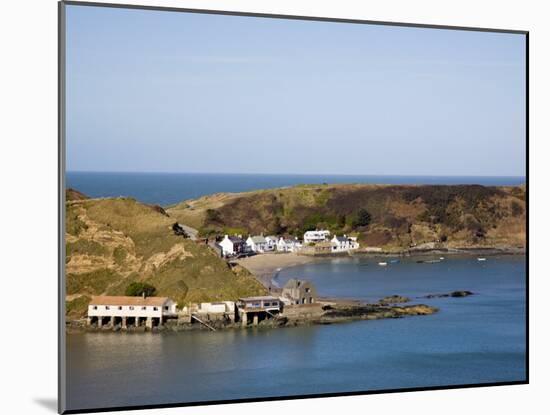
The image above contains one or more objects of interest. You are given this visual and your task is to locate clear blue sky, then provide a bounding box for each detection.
[65,4,526,176]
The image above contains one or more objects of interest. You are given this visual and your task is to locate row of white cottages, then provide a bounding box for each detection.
[218,231,359,257]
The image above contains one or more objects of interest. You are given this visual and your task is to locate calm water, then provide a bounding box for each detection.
[66,171,526,206]
[66,256,526,411]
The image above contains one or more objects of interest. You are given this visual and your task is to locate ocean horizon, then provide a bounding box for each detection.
[66,171,526,207]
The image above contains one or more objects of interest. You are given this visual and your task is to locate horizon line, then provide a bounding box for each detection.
[66,170,526,179]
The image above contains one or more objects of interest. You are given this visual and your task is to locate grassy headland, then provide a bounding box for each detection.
[65,191,265,318]
[167,183,526,252]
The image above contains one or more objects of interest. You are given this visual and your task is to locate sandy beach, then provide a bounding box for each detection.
[235,252,318,290]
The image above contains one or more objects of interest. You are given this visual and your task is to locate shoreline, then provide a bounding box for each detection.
[353,246,526,257]
[66,299,441,334]
[235,247,525,291]
[65,249,522,333]
[234,252,320,291]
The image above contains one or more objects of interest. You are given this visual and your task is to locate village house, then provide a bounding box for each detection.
[265,235,279,251]
[219,235,247,257]
[237,296,282,326]
[282,279,317,305]
[331,235,360,252]
[303,230,331,244]
[277,237,303,252]
[246,235,274,253]
[87,295,178,329]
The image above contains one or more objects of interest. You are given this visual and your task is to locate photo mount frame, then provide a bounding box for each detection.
[58,1,529,413]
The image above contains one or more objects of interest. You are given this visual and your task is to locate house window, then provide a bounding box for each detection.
[118,306,123,310]
[105,306,110,310]
[164,306,169,310]
[153,307,158,311]
[129,306,134,310]
[92,306,97,310]
[305,288,311,293]
[142,306,147,310]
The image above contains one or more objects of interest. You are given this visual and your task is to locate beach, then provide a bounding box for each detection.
[234,252,318,289]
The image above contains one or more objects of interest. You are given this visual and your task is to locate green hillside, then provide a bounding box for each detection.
[167,183,526,250]
[65,195,266,319]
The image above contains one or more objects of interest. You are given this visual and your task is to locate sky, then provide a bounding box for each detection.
[65,5,526,177]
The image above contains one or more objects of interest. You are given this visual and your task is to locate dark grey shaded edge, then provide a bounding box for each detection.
[62,0,528,34]
[525,32,529,385]
[58,1,67,414]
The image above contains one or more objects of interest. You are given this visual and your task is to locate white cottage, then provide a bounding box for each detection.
[277,237,303,252]
[331,235,360,252]
[303,230,331,244]
[87,295,178,328]
[246,235,273,253]
[219,235,247,256]
[265,235,279,251]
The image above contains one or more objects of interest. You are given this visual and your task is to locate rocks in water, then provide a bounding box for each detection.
[393,304,438,316]
[322,303,438,321]
[424,290,474,299]
[379,295,410,304]
[451,290,474,297]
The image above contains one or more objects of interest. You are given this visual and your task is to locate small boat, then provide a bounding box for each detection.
[389,259,400,264]
[477,257,487,262]
[439,257,445,260]
[378,262,388,266]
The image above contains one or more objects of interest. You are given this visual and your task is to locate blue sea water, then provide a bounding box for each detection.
[66,171,526,206]
[66,256,526,411]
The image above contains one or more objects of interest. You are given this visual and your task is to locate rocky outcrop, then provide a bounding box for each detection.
[379,295,410,304]
[320,303,438,322]
[424,290,474,299]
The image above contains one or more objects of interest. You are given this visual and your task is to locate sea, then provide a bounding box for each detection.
[66,256,526,411]
[65,172,526,411]
[66,171,526,207]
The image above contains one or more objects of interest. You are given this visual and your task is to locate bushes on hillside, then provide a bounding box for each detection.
[352,208,372,228]
[511,201,524,217]
[125,282,157,297]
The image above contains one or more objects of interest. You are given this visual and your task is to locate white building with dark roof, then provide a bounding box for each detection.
[246,235,274,253]
[265,235,279,247]
[237,296,282,326]
[331,235,360,252]
[277,237,302,252]
[219,235,247,256]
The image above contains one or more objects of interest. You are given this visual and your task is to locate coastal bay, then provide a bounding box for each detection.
[66,255,526,411]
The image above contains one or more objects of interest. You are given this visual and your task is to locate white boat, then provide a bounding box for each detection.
[477,257,487,261]
[378,262,388,266]
[439,257,445,260]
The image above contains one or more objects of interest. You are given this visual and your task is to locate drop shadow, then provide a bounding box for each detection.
[34,398,57,413]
